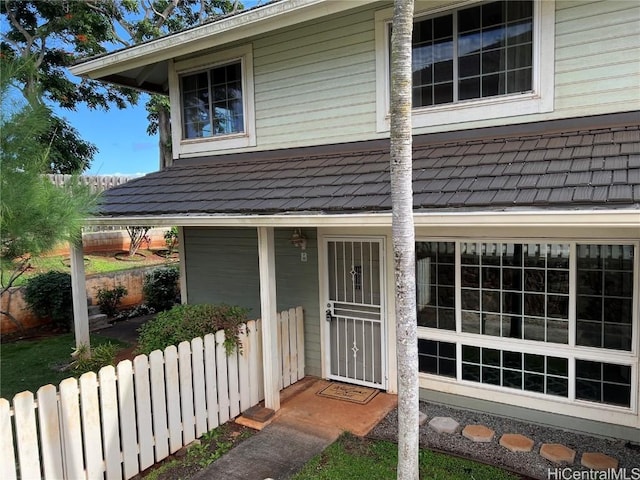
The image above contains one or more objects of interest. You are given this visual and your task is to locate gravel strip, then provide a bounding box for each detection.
[368,401,639,480]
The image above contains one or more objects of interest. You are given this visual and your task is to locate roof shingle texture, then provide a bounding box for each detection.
[99,120,640,217]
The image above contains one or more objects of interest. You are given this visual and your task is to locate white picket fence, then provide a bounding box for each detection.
[1,307,304,480]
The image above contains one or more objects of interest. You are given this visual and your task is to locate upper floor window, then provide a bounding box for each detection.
[374,0,555,132]
[170,44,256,156]
[412,1,533,108]
[181,62,244,139]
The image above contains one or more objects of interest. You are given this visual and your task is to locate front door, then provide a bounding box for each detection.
[325,238,386,389]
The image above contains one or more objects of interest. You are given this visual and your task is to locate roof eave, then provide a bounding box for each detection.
[83,209,640,229]
[69,0,375,91]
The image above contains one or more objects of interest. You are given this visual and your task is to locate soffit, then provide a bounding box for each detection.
[69,0,380,93]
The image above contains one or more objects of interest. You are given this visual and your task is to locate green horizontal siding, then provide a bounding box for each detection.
[554,1,640,115]
[274,228,321,377]
[183,227,261,315]
[183,227,322,377]
[252,5,378,149]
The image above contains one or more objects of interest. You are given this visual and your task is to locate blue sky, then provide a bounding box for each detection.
[61,1,262,176]
[56,96,159,176]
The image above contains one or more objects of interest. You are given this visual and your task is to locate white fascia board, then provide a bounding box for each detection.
[70,0,375,79]
[84,210,640,229]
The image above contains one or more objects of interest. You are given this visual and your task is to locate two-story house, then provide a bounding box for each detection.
[70,0,640,441]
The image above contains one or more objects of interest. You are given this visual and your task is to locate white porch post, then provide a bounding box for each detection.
[177,226,188,304]
[69,239,90,350]
[257,227,280,411]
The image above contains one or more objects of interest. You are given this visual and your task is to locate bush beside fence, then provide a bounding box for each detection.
[1,307,305,480]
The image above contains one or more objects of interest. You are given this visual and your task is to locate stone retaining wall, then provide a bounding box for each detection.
[0,265,163,334]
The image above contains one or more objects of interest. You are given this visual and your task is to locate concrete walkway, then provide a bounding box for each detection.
[97,314,153,344]
[192,421,334,480]
[194,377,397,480]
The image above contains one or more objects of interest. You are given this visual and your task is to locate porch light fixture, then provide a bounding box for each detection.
[290,228,307,250]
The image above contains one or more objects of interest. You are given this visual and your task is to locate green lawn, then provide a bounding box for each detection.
[0,333,128,399]
[293,433,519,480]
[1,249,175,287]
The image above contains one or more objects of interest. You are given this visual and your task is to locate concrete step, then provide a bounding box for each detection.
[88,313,110,332]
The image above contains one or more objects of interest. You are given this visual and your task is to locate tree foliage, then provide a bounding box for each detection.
[0,0,138,109]
[0,0,137,172]
[1,0,246,171]
[42,116,98,174]
[0,57,97,291]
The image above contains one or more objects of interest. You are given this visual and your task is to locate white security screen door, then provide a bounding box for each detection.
[325,238,386,388]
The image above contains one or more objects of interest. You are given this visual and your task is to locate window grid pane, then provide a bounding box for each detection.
[412,15,454,107]
[418,339,457,378]
[416,242,456,330]
[460,242,569,343]
[575,360,631,407]
[182,71,211,139]
[461,346,569,397]
[210,63,244,136]
[181,61,244,140]
[576,245,634,351]
[412,0,532,109]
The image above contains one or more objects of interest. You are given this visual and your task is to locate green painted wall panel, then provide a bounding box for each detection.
[274,228,321,377]
[184,227,322,377]
[183,227,261,315]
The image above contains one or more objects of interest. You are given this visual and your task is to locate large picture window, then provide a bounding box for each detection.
[416,240,637,410]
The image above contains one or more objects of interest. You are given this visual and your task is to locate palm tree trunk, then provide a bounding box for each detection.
[390,0,418,479]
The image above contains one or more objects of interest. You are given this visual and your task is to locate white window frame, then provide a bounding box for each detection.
[374,0,555,133]
[415,237,639,426]
[169,44,256,156]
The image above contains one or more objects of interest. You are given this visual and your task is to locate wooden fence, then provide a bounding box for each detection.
[47,174,138,193]
[1,307,304,480]
[47,174,140,232]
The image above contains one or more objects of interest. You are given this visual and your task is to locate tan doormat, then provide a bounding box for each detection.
[317,382,379,404]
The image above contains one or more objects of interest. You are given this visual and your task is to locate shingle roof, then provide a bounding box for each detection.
[99,114,640,217]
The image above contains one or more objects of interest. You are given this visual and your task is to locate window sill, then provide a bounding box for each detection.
[420,375,637,422]
[179,132,255,156]
[377,91,553,133]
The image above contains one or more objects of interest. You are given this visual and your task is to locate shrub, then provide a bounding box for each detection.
[136,303,249,355]
[73,342,118,374]
[164,226,179,254]
[23,271,73,331]
[143,265,180,312]
[95,284,128,317]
